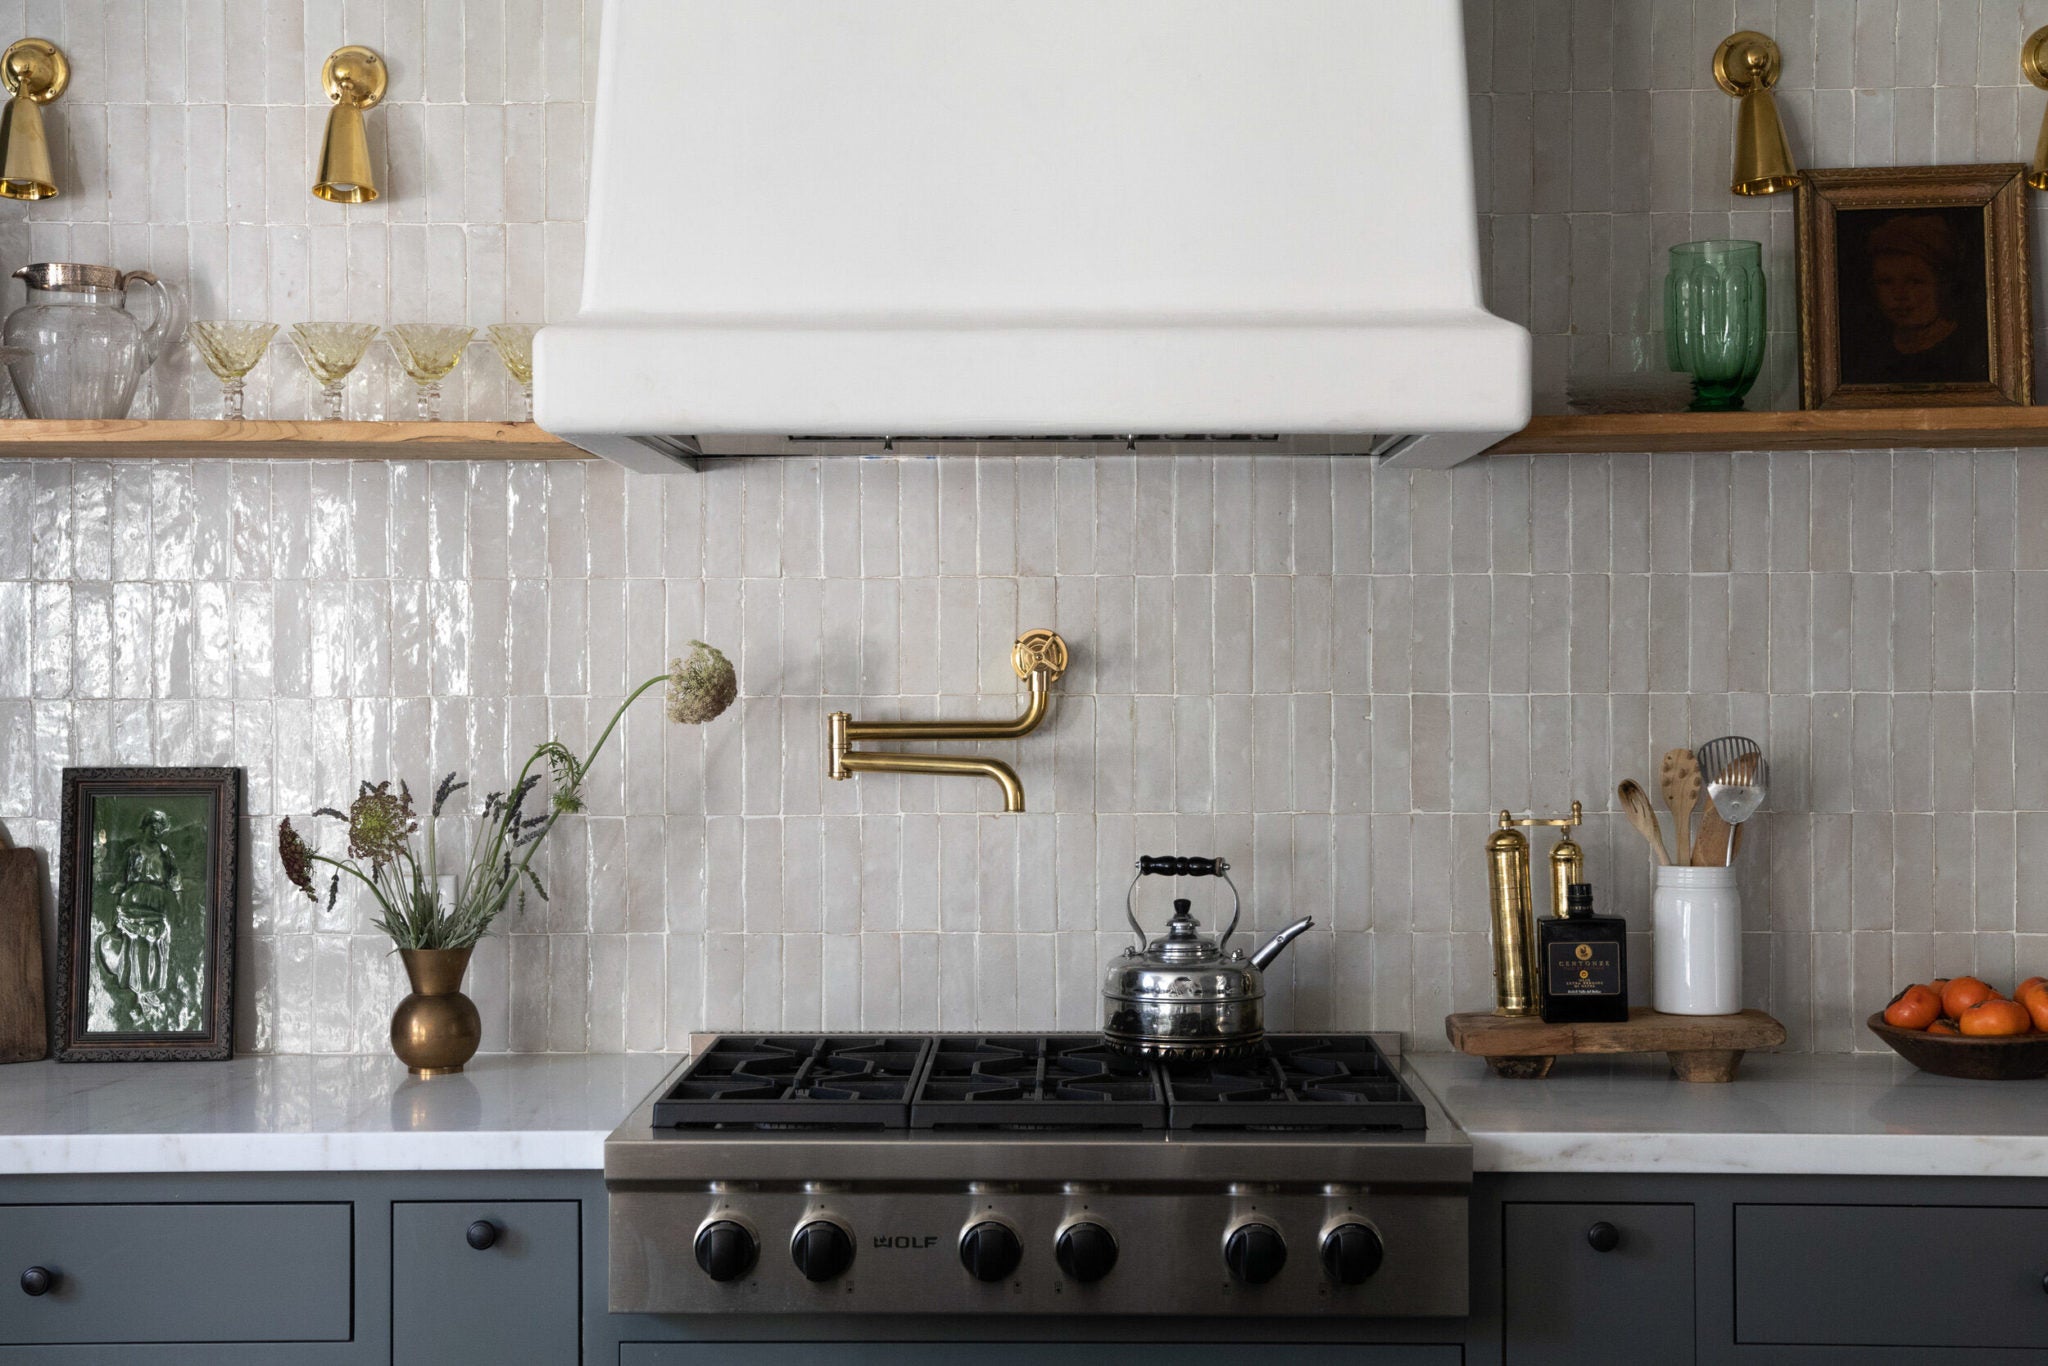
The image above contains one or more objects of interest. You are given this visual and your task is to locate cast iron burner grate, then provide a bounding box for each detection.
[910,1035,1167,1129]
[651,1036,935,1128]
[1159,1035,1428,1131]
[651,1033,1425,1132]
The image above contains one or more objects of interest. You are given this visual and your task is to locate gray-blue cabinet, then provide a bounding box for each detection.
[1502,1201,1695,1366]
[392,1199,582,1365]
[0,1201,352,1346]
[1735,1203,2048,1351]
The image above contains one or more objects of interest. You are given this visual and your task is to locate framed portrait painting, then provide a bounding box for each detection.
[1795,163,2033,408]
[55,768,242,1061]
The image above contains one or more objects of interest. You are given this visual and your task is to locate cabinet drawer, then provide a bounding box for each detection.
[621,1349,1461,1366]
[1503,1202,1693,1366]
[393,1200,579,1366]
[0,1202,351,1345]
[1737,1203,2048,1348]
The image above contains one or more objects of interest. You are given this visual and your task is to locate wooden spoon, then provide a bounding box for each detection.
[1659,748,1702,866]
[1616,779,1671,865]
[1693,804,1733,867]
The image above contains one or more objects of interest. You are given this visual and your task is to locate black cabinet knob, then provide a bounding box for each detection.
[959,1221,1023,1282]
[1054,1221,1118,1283]
[18,1267,52,1297]
[790,1220,855,1282]
[465,1220,499,1251]
[1223,1222,1288,1285]
[1320,1222,1385,1285]
[1586,1221,1620,1253]
[693,1221,758,1282]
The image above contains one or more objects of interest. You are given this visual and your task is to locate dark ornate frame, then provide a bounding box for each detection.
[1795,162,2034,409]
[55,767,242,1062]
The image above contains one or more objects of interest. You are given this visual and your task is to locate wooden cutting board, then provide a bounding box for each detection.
[0,830,47,1062]
[1445,1007,1786,1083]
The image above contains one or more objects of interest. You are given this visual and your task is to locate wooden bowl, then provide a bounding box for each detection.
[1865,1013,2048,1080]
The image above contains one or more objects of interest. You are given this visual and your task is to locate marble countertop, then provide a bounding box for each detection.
[0,1053,673,1174]
[1410,1051,2048,1177]
[3,1048,2044,1178]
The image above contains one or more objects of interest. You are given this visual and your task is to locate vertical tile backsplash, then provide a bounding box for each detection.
[4,1,2048,1055]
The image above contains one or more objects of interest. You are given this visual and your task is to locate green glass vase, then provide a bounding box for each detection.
[1664,239,1766,411]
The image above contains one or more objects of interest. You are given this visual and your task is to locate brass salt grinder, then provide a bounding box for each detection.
[1485,801,1584,1016]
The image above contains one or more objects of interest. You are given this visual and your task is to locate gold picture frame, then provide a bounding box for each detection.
[1795,162,2033,409]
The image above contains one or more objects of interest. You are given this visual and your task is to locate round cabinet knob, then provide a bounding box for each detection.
[693,1221,758,1282]
[464,1220,498,1251]
[19,1267,53,1297]
[1223,1222,1288,1285]
[1320,1223,1384,1285]
[1055,1222,1119,1283]
[790,1220,855,1283]
[959,1221,1024,1283]
[1586,1221,1621,1253]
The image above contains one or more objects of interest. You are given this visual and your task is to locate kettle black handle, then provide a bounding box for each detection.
[1136,855,1227,877]
[1126,857,1240,953]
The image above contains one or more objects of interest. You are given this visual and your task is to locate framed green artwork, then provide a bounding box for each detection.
[55,768,242,1061]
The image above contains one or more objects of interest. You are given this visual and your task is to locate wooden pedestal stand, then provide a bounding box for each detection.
[1444,1008,1786,1082]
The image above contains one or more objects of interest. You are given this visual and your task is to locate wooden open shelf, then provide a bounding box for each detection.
[0,419,589,460]
[1488,406,2048,455]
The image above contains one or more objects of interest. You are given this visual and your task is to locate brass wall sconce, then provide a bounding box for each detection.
[828,631,1068,813]
[2023,28,2048,189]
[313,45,387,203]
[1713,31,1800,196]
[0,38,67,200]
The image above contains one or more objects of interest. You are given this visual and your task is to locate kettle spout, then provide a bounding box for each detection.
[1248,916,1315,970]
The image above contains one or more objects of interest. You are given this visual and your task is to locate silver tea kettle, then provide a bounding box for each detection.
[1101,855,1314,1061]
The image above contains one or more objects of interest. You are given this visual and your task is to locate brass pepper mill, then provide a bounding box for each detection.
[1485,802,1584,1017]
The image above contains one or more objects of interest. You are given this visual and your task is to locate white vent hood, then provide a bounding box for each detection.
[536,0,1530,473]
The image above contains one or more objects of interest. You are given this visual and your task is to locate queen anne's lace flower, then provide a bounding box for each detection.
[278,817,317,901]
[667,640,738,725]
[346,781,417,869]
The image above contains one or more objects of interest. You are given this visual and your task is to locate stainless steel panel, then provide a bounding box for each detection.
[610,1182,1467,1317]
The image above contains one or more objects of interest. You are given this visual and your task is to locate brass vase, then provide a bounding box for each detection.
[391,946,481,1077]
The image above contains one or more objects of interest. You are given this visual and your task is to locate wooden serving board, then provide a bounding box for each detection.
[1444,1007,1786,1083]
[0,831,46,1062]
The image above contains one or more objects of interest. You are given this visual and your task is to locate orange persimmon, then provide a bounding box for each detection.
[1958,998,2033,1037]
[1926,1018,1962,1035]
[1941,976,1998,1020]
[1883,984,1943,1031]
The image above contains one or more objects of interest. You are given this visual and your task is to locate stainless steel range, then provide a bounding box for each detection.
[605,1032,1471,1318]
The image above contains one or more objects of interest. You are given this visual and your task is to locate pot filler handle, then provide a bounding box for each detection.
[1127,856,1241,954]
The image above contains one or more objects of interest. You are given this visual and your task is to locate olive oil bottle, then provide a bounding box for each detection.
[1537,883,1629,1024]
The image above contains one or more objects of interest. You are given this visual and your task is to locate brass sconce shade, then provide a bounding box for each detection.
[2024,27,2048,189]
[313,45,386,203]
[0,38,67,200]
[1713,31,1800,197]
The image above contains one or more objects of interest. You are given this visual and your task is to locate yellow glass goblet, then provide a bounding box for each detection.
[387,324,477,421]
[487,324,537,421]
[190,321,278,421]
[290,322,382,420]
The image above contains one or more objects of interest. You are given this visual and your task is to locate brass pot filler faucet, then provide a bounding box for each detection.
[827,630,1069,813]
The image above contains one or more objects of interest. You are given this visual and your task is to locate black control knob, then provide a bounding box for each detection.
[791,1220,855,1282]
[1320,1223,1384,1284]
[1586,1221,1620,1253]
[1055,1221,1119,1283]
[959,1221,1024,1282]
[1224,1222,1287,1285]
[465,1219,499,1251]
[693,1221,757,1282]
[18,1267,52,1297]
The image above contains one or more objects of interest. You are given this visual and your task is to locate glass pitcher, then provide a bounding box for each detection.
[4,263,177,419]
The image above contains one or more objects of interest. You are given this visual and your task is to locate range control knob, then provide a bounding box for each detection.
[1320,1223,1384,1284]
[1224,1222,1288,1285]
[960,1220,1024,1282]
[790,1220,855,1282]
[693,1221,757,1282]
[1055,1221,1119,1283]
